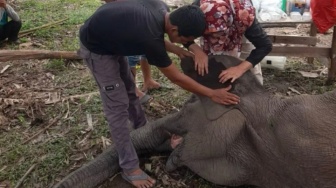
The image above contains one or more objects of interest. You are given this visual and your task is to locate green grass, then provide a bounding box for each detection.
[0,97,110,187]
[44,59,67,72]
[18,0,102,50]
[0,0,107,183]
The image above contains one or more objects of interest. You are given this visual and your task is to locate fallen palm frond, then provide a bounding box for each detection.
[18,18,69,37]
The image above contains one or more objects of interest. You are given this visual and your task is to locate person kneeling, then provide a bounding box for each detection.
[0,0,21,45]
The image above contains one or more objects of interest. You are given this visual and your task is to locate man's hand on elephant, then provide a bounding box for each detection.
[210,85,240,105]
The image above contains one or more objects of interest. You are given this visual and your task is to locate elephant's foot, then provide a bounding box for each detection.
[170,134,183,149]
[165,148,182,172]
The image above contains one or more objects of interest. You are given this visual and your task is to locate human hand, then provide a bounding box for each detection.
[219,61,253,83]
[194,50,208,76]
[210,85,240,105]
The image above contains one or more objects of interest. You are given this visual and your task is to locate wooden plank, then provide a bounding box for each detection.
[261,23,297,28]
[269,46,330,57]
[0,50,81,62]
[259,18,312,28]
[268,35,318,45]
[241,45,330,58]
[259,19,312,25]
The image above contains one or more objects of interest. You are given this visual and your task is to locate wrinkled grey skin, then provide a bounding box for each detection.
[55,56,336,188]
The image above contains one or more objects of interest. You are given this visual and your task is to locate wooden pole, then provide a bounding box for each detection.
[307,23,317,64]
[327,26,336,85]
[0,50,81,62]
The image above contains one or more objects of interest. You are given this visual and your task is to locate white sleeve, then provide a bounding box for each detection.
[5,5,20,22]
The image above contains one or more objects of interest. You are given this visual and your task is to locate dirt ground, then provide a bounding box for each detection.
[0,24,335,188]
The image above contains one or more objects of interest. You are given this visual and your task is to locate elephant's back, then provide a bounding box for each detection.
[269,94,336,187]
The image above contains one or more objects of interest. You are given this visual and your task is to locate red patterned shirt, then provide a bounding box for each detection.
[200,0,255,55]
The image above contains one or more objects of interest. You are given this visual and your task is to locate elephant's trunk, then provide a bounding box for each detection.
[54,145,119,188]
[54,118,171,188]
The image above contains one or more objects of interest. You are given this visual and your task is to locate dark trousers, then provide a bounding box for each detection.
[78,43,147,172]
[0,20,22,42]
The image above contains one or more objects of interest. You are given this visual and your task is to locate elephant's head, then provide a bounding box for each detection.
[180,55,267,121]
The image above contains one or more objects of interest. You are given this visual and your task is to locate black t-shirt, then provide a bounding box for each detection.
[80,0,171,68]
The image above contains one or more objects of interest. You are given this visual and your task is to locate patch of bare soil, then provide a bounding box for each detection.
[263,24,335,97]
[0,60,54,128]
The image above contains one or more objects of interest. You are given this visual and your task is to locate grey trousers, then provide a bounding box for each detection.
[78,44,147,172]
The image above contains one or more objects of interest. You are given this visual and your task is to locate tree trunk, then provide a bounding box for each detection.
[0,50,81,62]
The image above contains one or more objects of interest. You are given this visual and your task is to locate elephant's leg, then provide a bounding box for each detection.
[165,146,184,172]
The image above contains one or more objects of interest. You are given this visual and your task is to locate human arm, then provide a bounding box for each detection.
[145,39,239,105]
[158,63,240,105]
[188,0,209,76]
[244,18,272,66]
[218,19,272,83]
[164,40,194,59]
[5,4,20,22]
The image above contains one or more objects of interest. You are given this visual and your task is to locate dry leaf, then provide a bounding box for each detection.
[2,98,22,105]
[86,114,93,131]
[19,42,33,48]
[101,136,111,149]
[0,166,7,172]
[0,65,10,74]
[45,92,60,104]
[288,87,301,95]
[0,181,10,188]
[46,72,55,80]
[13,83,21,89]
[298,71,318,78]
[145,163,152,172]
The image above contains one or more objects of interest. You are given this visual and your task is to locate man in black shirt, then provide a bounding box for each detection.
[79,1,240,187]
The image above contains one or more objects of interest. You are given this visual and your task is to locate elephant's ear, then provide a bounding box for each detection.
[180,56,237,120]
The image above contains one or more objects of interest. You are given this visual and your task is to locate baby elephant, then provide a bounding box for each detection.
[55,55,336,188]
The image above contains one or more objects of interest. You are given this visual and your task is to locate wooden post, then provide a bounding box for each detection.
[0,50,81,62]
[308,22,317,64]
[327,26,336,85]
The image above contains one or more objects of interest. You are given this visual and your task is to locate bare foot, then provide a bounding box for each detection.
[135,87,146,98]
[142,79,160,92]
[123,168,156,188]
[170,134,183,149]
